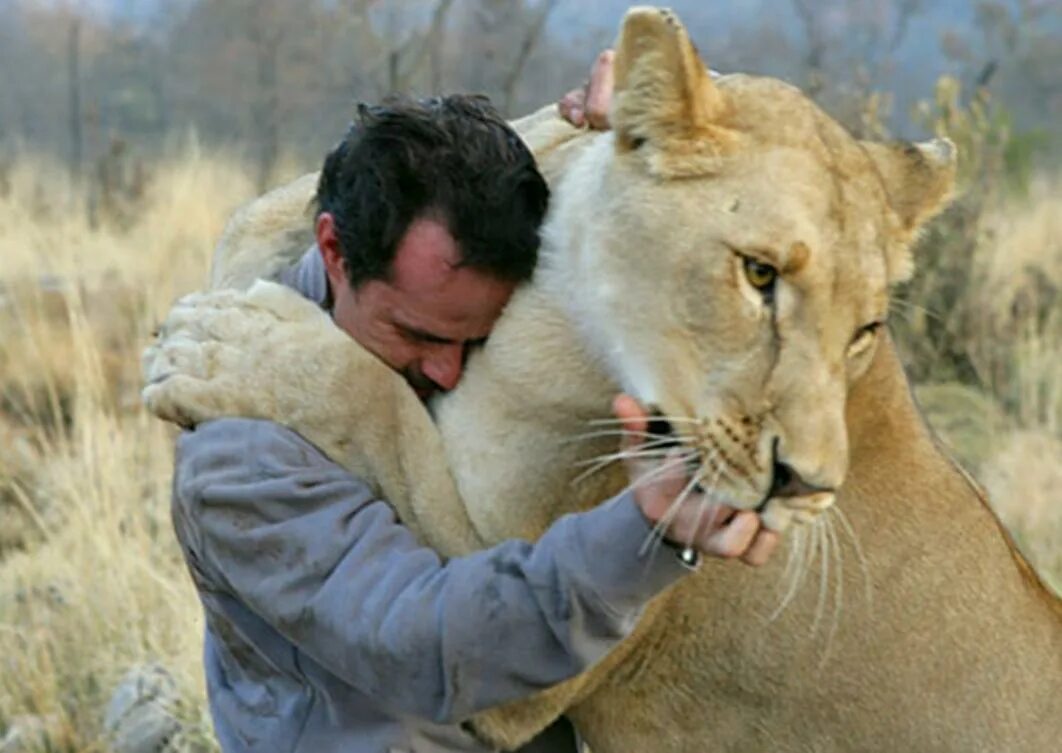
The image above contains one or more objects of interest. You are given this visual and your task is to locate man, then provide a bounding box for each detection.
[169,80,779,752]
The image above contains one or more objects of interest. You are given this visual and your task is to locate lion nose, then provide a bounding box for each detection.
[768,460,826,498]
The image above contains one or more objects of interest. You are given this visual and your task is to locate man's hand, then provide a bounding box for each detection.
[558,50,614,130]
[613,394,780,567]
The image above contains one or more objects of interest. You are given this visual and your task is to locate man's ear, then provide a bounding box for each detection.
[316,212,348,292]
[610,6,738,175]
[861,138,958,283]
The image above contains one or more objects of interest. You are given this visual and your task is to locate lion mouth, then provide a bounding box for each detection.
[754,441,838,530]
[758,490,836,531]
[648,409,837,529]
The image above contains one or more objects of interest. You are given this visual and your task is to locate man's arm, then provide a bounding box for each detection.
[176,417,690,725]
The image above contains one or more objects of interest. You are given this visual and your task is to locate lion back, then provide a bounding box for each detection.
[209,171,319,291]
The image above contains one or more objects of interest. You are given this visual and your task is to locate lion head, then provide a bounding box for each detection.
[542,6,957,531]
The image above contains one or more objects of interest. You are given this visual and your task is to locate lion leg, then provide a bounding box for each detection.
[354,372,485,555]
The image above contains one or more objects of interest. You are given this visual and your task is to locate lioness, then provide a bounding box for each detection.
[145,7,1062,752]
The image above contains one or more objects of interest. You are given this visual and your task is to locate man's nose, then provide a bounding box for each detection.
[421,343,464,392]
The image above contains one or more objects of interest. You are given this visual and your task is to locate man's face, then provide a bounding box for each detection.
[318,213,517,400]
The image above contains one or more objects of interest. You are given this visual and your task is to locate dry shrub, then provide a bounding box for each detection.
[967,177,1061,432]
[980,430,1062,594]
[898,80,1060,421]
[907,174,1062,432]
[894,78,1060,592]
[0,391,210,749]
[914,382,1011,471]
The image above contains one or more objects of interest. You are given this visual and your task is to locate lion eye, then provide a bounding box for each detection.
[848,321,884,355]
[855,321,883,340]
[743,258,778,295]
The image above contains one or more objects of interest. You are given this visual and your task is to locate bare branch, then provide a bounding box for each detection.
[888,0,923,53]
[67,16,83,180]
[405,0,456,83]
[976,59,998,88]
[792,0,826,97]
[501,0,559,115]
[389,0,456,93]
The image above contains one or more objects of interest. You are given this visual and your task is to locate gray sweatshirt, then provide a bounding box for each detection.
[171,248,691,752]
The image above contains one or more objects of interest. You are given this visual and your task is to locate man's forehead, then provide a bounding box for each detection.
[390,217,462,294]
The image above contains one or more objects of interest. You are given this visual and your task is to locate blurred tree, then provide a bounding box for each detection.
[940,0,1061,143]
[67,17,83,180]
[446,0,574,116]
[382,0,457,93]
[789,0,927,135]
[166,0,301,189]
[500,0,559,114]
[0,0,1058,173]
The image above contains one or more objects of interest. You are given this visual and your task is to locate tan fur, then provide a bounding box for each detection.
[144,7,1061,751]
[209,171,318,290]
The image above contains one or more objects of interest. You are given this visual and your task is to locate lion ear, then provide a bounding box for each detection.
[861,138,958,283]
[611,6,737,173]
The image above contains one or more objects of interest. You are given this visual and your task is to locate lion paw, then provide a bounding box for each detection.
[141,281,337,428]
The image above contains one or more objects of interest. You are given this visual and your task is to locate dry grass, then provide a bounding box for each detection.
[965,177,1062,590]
[0,145,1058,749]
[0,148,259,750]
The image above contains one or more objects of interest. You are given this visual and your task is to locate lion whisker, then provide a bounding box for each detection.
[889,295,943,324]
[586,415,702,428]
[562,428,685,445]
[794,522,818,620]
[638,467,704,560]
[682,451,724,550]
[811,521,830,638]
[818,514,845,668]
[832,505,873,612]
[768,525,808,623]
[571,446,698,485]
[689,478,722,550]
[573,437,692,466]
[601,453,695,502]
[776,523,803,595]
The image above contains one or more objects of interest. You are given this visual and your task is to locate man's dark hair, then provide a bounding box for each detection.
[315,94,549,288]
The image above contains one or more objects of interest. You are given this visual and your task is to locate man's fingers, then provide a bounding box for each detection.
[652,448,693,493]
[559,48,614,130]
[558,89,586,128]
[741,528,781,567]
[584,49,614,130]
[700,510,760,559]
[699,503,736,534]
[631,448,689,513]
[669,500,733,550]
[612,393,648,451]
[614,389,782,570]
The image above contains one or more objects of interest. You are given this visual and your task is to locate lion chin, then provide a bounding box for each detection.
[145,6,1062,753]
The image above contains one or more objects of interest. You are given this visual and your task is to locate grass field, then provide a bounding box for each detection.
[0,146,1058,750]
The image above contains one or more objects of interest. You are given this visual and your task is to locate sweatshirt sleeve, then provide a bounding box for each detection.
[175,417,689,723]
